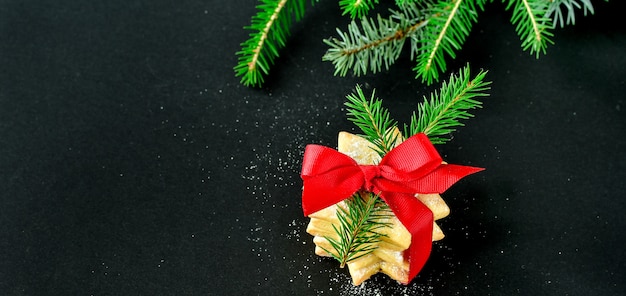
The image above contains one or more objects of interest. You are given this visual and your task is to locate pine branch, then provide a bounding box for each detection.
[544,0,594,28]
[340,0,379,19]
[234,0,308,87]
[406,64,490,144]
[345,85,400,157]
[237,0,601,88]
[505,0,554,58]
[413,0,484,85]
[323,2,428,77]
[323,192,392,267]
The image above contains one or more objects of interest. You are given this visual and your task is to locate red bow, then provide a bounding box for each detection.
[300,133,483,283]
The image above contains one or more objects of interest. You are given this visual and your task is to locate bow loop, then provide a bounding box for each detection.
[379,133,443,180]
[301,144,357,176]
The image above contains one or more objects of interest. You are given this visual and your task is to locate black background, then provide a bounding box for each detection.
[1,0,625,295]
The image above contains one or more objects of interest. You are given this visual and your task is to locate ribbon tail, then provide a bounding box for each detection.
[406,164,484,194]
[380,192,433,283]
[407,215,432,281]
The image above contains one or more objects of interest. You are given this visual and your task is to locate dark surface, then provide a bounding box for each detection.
[1,1,625,295]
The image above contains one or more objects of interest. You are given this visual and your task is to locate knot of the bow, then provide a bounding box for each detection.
[360,165,382,191]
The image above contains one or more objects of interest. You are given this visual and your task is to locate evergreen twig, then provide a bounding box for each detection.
[345,85,400,157]
[322,192,392,267]
[406,64,490,144]
[323,2,428,77]
[504,0,554,58]
[413,0,485,84]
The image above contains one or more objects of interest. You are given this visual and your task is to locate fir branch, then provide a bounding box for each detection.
[504,0,554,58]
[323,192,392,267]
[345,85,399,157]
[413,0,484,85]
[323,2,428,77]
[237,0,601,88]
[340,0,379,19]
[406,64,490,144]
[234,0,308,87]
[544,0,594,28]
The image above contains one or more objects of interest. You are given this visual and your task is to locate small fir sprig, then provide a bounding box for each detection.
[324,65,490,267]
[345,85,400,157]
[504,0,554,58]
[414,0,485,84]
[322,192,392,267]
[323,2,428,77]
[407,64,490,144]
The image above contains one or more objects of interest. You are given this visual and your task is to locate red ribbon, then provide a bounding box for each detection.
[300,133,483,283]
